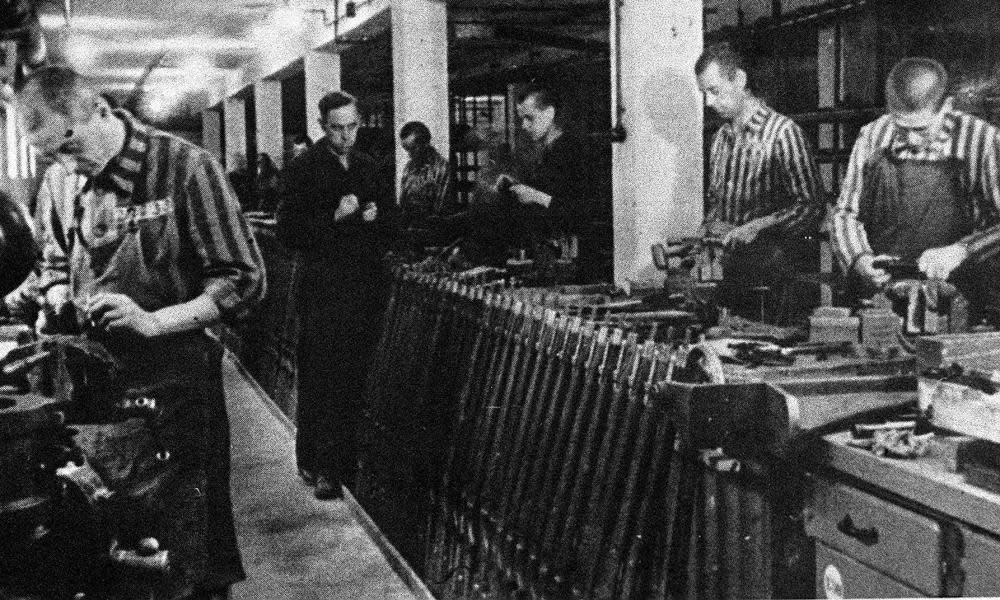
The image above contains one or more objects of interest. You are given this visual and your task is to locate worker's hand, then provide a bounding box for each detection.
[854,253,893,287]
[42,284,70,314]
[361,202,378,222]
[335,194,360,221]
[4,287,38,325]
[510,184,552,208]
[35,284,72,334]
[918,243,968,281]
[85,293,163,338]
[494,174,516,193]
[722,220,765,247]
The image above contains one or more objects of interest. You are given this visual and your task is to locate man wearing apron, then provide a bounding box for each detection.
[15,66,265,600]
[833,57,1000,316]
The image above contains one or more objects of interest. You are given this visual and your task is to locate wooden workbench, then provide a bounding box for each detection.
[804,430,1000,597]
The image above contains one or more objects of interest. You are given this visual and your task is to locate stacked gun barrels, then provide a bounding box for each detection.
[355,267,811,600]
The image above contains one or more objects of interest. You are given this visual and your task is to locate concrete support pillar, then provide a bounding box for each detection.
[612,0,703,285]
[304,50,341,143]
[817,24,839,306]
[202,108,223,164]
[223,96,247,173]
[255,80,284,169]
[392,0,449,200]
[505,83,518,148]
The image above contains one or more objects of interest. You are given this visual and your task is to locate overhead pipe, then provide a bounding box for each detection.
[608,0,626,142]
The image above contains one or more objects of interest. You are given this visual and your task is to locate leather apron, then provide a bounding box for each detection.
[59,188,243,599]
[858,150,1000,312]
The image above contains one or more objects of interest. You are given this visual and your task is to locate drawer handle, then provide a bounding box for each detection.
[836,514,879,546]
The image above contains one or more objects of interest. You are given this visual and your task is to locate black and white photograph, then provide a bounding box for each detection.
[3,0,1000,598]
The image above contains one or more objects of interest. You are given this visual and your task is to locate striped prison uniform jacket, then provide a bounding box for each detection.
[705,100,824,236]
[39,109,265,322]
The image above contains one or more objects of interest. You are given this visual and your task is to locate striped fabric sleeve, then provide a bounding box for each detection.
[37,167,71,292]
[182,150,266,321]
[703,130,726,225]
[960,123,1000,261]
[831,120,882,270]
[435,158,453,215]
[769,120,823,235]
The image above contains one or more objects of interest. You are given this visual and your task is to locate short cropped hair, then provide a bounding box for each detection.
[290,133,312,147]
[17,65,82,115]
[400,121,431,145]
[885,57,948,115]
[517,82,561,114]
[695,42,747,80]
[318,90,357,121]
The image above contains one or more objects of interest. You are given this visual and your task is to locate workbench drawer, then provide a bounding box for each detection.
[961,528,1000,596]
[805,477,942,595]
[816,543,924,598]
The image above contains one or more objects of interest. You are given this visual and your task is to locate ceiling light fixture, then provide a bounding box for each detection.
[272,4,305,30]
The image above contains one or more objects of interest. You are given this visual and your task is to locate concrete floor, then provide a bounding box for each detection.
[222,355,424,600]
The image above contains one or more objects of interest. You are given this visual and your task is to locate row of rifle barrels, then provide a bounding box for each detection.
[354,266,812,600]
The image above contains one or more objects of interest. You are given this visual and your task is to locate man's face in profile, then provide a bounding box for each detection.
[517,95,555,142]
[697,61,745,121]
[401,133,426,159]
[17,84,104,174]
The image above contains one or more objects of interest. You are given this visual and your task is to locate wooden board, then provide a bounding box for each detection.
[812,431,1000,539]
[916,332,1000,372]
[919,378,1000,444]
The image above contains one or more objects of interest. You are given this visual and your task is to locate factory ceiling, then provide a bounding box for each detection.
[16,0,607,119]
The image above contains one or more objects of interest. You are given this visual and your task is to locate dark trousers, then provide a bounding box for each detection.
[295,268,385,485]
[718,236,819,326]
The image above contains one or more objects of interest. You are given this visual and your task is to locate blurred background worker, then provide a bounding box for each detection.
[832,57,1000,317]
[399,120,456,225]
[254,152,282,213]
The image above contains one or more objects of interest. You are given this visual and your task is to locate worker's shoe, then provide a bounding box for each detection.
[298,468,316,487]
[314,475,342,500]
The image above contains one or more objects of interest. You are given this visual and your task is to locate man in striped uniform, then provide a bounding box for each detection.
[14,66,265,600]
[695,42,824,324]
[832,57,1000,313]
[399,120,455,224]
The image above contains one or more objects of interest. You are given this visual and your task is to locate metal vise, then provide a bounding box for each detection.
[0,336,171,598]
[872,258,969,334]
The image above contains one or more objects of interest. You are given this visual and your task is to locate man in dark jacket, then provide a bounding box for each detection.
[276,91,395,500]
[439,83,605,276]
[504,83,595,236]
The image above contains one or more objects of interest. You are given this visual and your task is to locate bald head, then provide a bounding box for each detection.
[886,58,948,118]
